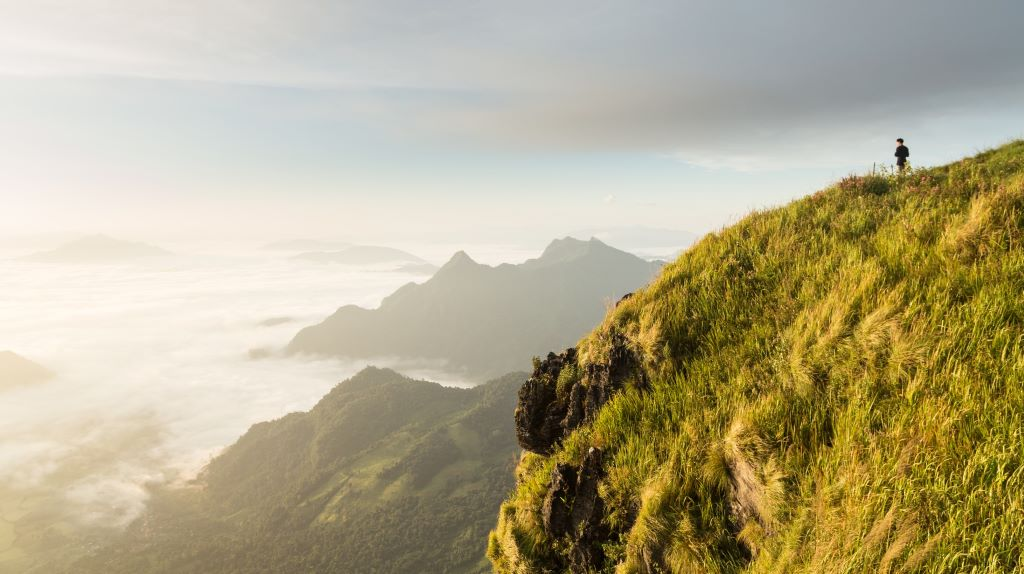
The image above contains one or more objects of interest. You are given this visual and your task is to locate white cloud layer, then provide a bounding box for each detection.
[0,247,459,535]
[3,0,1022,164]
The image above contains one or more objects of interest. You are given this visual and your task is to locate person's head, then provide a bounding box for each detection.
[897,138,904,144]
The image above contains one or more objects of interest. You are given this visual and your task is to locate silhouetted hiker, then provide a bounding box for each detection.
[895,138,910,171]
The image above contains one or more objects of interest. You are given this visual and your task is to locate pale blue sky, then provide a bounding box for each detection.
[2,0,1023,244]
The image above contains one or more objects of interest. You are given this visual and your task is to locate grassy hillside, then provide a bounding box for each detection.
[69,368,525,574]
[491,142,1024,573]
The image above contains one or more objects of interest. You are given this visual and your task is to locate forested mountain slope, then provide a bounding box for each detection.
[71,368,525,574]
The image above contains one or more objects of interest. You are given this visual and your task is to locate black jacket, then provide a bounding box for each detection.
[895,145,910,160]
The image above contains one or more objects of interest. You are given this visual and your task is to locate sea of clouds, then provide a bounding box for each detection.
[0,241,534,542]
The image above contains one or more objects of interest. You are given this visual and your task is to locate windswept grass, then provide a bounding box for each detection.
[490,141,1024,573]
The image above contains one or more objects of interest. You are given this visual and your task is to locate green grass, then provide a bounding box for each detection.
[490,141,1024,573]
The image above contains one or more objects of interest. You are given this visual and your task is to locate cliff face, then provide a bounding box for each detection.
[515,330,647,456]
[491,142,1024,573]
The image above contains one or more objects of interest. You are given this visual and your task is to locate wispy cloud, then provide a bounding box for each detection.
[1,0,1023,237]
[5,1,1022,126]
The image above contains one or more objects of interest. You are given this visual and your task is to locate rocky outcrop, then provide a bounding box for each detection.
[509,296,651,570]
[540,447,610,572]
[541,463,576,536]
[514,348,576,453]
[512,327,649,570]
[515,331,647,455]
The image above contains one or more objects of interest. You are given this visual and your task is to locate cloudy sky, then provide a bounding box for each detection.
[2,0,1023,242]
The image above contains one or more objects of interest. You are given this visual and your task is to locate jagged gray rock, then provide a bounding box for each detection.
[541,463,577,537]
[539,447,610,572]
[515,348,576,454]
[515,330,647,455]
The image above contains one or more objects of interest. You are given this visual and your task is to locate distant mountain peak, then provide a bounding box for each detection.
[448,250,477,264]
[23,235,169,263]
[288,235,660,376]
[436,250,481,274]
[0,351,54,391]
[534,236,616,265]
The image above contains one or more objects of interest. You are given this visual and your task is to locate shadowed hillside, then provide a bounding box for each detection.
[288,237,662,378]
[69,368,525,574]
[491,142,1024,573]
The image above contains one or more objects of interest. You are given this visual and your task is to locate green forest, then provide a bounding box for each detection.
[69,368,524,574]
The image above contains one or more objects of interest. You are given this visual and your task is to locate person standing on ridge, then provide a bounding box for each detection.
[895,138,910,172]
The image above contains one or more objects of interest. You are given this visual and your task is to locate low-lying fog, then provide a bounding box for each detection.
[0,241,535,543]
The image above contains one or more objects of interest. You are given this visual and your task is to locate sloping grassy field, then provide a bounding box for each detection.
[491,141,1024,573]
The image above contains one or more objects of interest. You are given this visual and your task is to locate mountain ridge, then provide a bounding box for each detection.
[490,141,1024,572]
[69,367,526,574]
[23,235,169,263]
[288,237,662,378]
[0,351,54,390]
